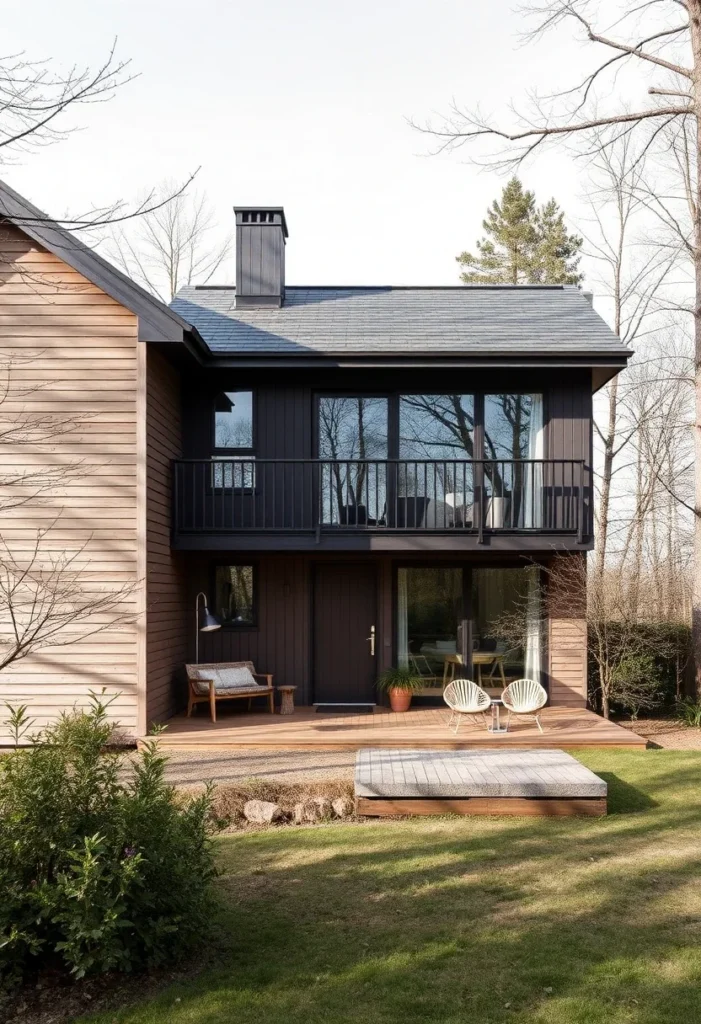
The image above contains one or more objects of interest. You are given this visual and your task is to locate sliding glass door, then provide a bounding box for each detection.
[471,566,542,685]
[398,395,475,528]
[483,394,544,528]
[394,563,544,699]
[317,396,388,525]
[397,567,464,696]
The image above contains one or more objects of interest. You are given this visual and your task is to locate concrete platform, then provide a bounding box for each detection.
[355,748,607,817]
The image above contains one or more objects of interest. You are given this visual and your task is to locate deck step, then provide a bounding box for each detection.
[355,748,608,817]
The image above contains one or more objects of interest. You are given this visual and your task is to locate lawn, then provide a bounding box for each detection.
[81,750,701,1024]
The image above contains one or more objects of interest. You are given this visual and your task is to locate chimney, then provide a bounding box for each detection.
[234,206,288,308]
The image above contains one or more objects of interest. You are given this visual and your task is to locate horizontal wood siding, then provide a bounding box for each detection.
[546,553,588,708]
[0,226,139,742]
[145,347,188,726]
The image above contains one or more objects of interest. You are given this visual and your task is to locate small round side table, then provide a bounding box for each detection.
[277,685,297,715]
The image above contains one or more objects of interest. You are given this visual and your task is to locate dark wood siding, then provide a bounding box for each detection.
[546,379,593,535]
[191,555,312,701]
[145,347,189,725]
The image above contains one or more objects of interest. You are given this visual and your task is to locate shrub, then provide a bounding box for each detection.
[0,695,219,986]
[675,698,701,728]
[609,654,660,720]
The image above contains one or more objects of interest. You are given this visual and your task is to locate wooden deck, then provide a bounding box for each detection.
[150,705,647,751]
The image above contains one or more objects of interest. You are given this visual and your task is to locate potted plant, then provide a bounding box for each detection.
[377,666,425,712]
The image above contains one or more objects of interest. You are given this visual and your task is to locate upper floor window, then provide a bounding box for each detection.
[214,391,254,451]
[399,395,475,459]
[484,394,543,461]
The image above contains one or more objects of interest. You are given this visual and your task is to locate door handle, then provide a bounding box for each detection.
[367,625,376,656]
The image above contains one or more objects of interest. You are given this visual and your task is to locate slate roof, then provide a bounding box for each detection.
[170,284,629,358]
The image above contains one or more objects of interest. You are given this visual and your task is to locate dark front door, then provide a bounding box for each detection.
[313,562,377,703]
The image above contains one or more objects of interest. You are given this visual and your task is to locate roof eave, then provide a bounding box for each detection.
[0,178,194,345]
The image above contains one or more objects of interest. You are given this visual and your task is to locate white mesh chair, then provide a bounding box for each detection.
[501,679,548,733]
[443,679,491,733]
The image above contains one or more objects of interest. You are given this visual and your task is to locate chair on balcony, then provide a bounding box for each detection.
[185,661,274,722]
[501,679,548,733]
[443,679,491,733]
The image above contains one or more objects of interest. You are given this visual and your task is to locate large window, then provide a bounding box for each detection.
[317,396,388,524]
[397,567,463,696]
[399,395,475,524]
[483,394,543,528]
[213,391,255,488]
[214,564,256,626]
[471,566,542,685]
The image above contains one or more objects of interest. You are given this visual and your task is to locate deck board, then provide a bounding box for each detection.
[149,705,647,751]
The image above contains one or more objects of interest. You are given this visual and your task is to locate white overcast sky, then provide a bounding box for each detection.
[4,0,650,302]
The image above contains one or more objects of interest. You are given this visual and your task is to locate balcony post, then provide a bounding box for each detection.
[577,460,585,545]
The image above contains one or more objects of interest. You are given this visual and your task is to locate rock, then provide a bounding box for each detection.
[312,796,333,819]
[243,799,282,824]
[332,797,354,818]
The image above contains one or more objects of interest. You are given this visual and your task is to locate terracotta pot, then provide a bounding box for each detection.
[388,687,413,713]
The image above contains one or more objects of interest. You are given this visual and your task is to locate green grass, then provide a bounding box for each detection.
[82,750,701,1024]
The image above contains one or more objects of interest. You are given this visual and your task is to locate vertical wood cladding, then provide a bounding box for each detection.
[0,226,140,741]
[144,347,188,726]
[193,555,311,702]
[546,381,593,536]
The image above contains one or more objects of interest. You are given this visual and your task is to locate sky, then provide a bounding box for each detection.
[3,0,652,305]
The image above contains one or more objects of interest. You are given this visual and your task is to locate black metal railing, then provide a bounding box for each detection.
[173,459,589,540]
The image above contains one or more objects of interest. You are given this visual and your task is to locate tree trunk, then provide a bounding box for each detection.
[595,377,618,579]
[692,0,701,695]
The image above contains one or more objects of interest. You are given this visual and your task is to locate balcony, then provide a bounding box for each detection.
[172,458,590,551]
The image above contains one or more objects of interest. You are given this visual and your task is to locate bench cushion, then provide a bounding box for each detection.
[191,665,265,696]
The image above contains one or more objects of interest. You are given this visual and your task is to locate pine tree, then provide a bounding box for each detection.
[532,199,583,285]
[457,177,583,285]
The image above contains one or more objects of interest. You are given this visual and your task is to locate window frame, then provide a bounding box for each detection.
[211,561,258,630]
[211,389,256,456]
[210,389,257,493]
[313,391,546,461]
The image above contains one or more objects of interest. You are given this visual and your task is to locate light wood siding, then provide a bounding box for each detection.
[0,226,140,742]
[145,347,188,725]
[546,553,588,708]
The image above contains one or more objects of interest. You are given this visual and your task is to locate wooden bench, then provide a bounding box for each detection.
[185,661,274,722]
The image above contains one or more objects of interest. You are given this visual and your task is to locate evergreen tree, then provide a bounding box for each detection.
[457,177,583,285]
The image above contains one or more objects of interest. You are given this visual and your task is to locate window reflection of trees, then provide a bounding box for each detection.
[317,397,388,523]
[484,395,535,527]
[399,395,475,505]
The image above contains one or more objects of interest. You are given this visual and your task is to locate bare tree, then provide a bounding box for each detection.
[584,136,676,576]
[0,533,137,674]
[0,43,198,232]
[415,0,701,688]
[105,183,232,301]
[0,355,138,685]
[490,555,681,718]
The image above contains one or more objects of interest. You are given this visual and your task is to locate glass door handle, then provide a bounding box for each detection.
[367,625,376,656]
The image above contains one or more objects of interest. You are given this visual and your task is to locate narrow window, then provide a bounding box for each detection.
[213,390,255,489]
[214,564,256,626]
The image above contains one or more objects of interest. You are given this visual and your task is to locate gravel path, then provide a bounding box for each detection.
[619,718,701,750]
[157,749,356,787]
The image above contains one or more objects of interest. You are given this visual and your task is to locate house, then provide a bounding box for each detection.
[0,186,631,743]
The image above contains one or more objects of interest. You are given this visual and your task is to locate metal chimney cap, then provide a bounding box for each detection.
[233,206,288,238]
